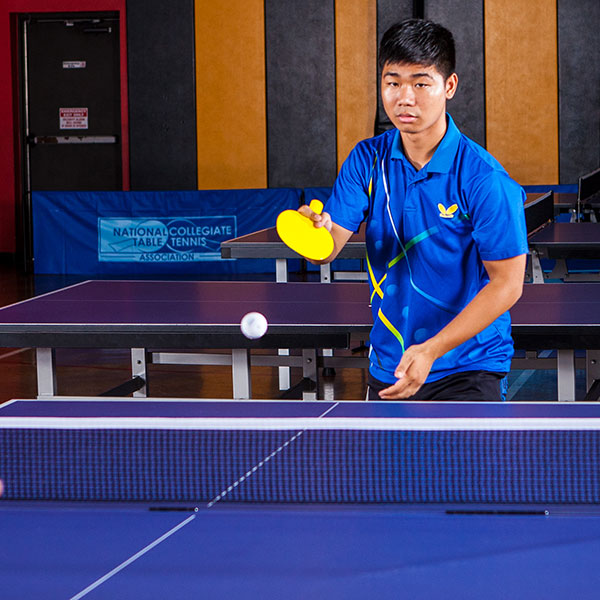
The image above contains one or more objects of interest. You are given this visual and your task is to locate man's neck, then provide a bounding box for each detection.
[400,117,448,171]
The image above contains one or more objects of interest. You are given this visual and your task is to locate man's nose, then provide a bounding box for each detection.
[397,85,416,105]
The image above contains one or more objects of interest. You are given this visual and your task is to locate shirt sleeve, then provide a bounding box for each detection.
[468,171,529,261]
[324,141,373,233]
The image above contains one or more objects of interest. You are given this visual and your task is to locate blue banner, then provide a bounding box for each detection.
[33,189,301,275]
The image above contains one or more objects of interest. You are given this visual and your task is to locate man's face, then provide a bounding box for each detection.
[381,62,457,136]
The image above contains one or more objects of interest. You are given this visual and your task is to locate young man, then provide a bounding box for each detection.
[300,19,528,401]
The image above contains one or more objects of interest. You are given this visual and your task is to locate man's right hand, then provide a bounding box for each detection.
[298,204,333,232]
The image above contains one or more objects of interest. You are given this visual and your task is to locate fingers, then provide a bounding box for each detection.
[378,375,422,400]
[394,360,407,380]
[379,359,418,399]
[318,212,333,231]
[377,344,434,400]
[298,205,333,231]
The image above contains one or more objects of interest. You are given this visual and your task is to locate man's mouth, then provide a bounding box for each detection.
[397,113,418,122]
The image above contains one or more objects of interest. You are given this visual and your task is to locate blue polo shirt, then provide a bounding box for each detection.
[325,114,529,384]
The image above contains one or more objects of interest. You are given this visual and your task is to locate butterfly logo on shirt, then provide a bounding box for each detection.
[438,203,458,219]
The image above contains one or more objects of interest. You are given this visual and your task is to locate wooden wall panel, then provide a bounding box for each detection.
[195,0,267,189]
[335,0,377,168]
[485,0,559,185]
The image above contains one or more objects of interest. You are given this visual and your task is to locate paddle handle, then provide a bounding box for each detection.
[308,199,324,215]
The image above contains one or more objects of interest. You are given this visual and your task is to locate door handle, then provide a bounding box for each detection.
[31,135,119,144]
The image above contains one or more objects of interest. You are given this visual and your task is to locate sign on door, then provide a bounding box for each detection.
[59,107,89,130]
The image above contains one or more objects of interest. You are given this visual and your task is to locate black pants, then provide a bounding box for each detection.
[367,370,507,402]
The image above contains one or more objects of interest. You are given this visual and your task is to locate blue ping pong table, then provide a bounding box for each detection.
[2,279,600,401]
[0,279,369,401]
[1,399,600,599]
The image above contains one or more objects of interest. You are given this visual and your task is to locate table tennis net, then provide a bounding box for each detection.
[2,427,600,504]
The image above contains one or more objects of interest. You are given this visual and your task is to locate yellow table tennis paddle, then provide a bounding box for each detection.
[276,199,334,261]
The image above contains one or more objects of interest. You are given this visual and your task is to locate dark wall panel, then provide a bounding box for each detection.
[127,0,197,190]
[425,0,485,147]
[265,0,336,188]
[558,0,600,184]
[375,0,414,132]
[377,0,414,43]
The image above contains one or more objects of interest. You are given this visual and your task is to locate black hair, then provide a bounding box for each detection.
[378,19,456,80]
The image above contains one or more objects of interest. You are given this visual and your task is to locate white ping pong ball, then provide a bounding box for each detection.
[240,311,268,339]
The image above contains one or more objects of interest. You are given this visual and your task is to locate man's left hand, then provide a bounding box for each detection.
[378,343,437,400]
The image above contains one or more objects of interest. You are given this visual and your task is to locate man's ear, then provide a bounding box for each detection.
[445,72,458,100]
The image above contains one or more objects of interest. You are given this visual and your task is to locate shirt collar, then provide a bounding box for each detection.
[390,113,461,174]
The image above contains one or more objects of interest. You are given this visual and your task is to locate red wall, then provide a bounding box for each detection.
[0,0,128,254]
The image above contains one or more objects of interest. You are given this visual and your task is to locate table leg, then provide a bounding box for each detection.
[275,258,288,283]
[529,250,545,283]
[302,348,318,401]
[318,265,335,380]
[232,349,252,399]
[548,259,568,281]
[36,348,57,398]
[131,348,148,397]
[586,351,600,395]
[275,258,291,390]
[557,349,576,401]
[278,349,291,390]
